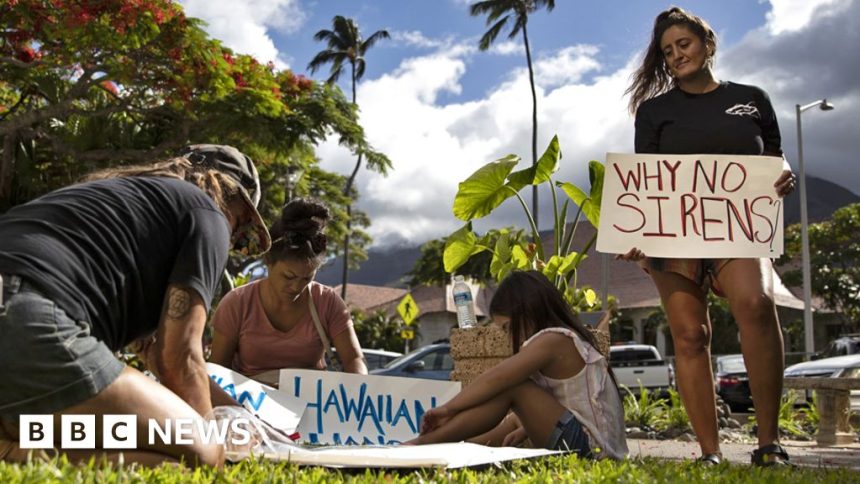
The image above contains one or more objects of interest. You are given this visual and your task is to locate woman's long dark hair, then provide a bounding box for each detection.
[626,6,717,114]
[264,198,329,266]
[489,270,600,354]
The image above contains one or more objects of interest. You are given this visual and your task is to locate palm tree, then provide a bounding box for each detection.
[470,0,555,230]
[308,16,389,300]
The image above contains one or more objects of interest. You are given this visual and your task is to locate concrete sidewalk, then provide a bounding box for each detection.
[628,439,860,470]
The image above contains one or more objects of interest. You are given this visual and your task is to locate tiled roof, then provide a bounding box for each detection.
[332,283,407,312]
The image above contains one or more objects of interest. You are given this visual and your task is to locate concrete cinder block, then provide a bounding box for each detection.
[450,325,512,359]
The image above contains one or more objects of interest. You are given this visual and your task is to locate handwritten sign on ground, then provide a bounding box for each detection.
[597,153,784,258]
[279,370,461,445]
[206,363,305,434]
[227,441,561,469]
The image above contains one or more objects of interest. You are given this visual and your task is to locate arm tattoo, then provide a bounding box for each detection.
[166,287,192,320]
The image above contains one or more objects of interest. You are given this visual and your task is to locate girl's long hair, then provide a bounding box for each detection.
[82,157,240,214]
[626,6,717,114]
[489,270,600,354]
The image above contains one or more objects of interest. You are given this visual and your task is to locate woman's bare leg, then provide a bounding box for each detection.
[715,258,783,448]
[415,381,567,448]
[651,269,720,456]
[1,366,222,467]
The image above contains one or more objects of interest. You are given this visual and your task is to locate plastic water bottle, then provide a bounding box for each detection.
[452,275,476,329]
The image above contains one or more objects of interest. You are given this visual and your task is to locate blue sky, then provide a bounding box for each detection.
[179,0,859,246]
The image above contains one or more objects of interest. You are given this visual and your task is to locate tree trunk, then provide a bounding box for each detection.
[0,132,17,202]
[523,23,539,232]
[341,65,361,300]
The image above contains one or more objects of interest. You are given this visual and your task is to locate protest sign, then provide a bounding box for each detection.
[206,363,305,434]
[279,370,461,445]
[597,153,784,258]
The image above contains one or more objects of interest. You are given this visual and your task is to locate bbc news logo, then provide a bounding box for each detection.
[19,415,252,449]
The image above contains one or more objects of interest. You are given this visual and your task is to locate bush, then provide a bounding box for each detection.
[622,385,666,431]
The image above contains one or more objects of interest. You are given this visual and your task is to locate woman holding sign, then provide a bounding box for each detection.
[209,199,367,382]
[621,7,796,466]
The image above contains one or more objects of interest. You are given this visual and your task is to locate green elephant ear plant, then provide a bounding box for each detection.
[442,135,606,311]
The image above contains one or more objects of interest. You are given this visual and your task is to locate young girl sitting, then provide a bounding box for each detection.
[411,270,628,459]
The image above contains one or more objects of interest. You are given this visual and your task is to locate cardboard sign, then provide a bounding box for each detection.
[279,370,461,445]
[206,363,306,434]
[597,153,784,258]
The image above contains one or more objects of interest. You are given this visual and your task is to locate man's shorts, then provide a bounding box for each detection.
[0,275,123,421]
[640,257,732,297]
[547,409,593,458]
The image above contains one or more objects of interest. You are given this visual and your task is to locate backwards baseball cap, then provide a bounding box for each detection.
[182,144,272,256]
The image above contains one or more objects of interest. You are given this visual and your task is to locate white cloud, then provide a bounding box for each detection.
[318,42,633,246]
[178,0,305,68]
[489,40,521,56]
[391,30,448,49]
[764,0,849,34]
[534,45,602,88]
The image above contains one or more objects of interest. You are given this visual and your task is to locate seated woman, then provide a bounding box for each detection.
[209,198,367,384]
[411,271,627,460]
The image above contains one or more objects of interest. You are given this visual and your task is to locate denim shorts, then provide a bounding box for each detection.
[547,410,593,458]
[0,275,124,421]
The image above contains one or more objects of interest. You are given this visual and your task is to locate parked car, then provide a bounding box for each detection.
[714,354,753,412]
[784,354,860,411]
[370,343,453,381]
[326,348,403,371]
[608,344,674,396]
[813,335,860,360]
[359,349,403,371]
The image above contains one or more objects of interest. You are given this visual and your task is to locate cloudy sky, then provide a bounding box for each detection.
[179,0,859,247]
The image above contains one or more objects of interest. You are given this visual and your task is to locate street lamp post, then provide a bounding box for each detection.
[285,166,304,201]
[795,99,834,358]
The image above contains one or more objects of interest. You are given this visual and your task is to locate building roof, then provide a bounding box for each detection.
[336,281,491,320]
[332,283,407,313]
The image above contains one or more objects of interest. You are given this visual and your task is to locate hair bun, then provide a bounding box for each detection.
[271,198,330,240]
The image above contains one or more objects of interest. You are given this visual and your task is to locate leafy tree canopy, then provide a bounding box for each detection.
[0,0,390,269]
[777,203,860,331]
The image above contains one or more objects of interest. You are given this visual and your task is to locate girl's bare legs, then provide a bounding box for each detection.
[651,269,720,456]
[716,258,783,448]
[414,381,567,448]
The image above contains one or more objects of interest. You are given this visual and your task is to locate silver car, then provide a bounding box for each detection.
[784,354,860,411]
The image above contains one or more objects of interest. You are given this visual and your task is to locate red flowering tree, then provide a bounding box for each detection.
[0,0,390,252]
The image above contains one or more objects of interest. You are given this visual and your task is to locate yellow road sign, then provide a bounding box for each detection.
[397,293,420,326]
[400,329,415,340]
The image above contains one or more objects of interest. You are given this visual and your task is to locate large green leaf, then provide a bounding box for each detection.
[510,244,531,270]
[508,135,561,190]
[557,181,599,229]
[489,230,513,275]
[443,223,485,273]
[558,251,586,275]
[453,155,520,221]
[542,255,564,279]
[588,160,605,221]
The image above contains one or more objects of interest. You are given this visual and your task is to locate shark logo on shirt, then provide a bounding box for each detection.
[725,102,760,119]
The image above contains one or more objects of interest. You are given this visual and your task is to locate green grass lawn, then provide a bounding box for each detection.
[2,454,859,483]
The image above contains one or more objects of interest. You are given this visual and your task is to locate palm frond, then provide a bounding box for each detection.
[354,59,366,82]
[360,30,391,54]
[307,50,344,74]
[508,14,526,39]
[478,16,510,51]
